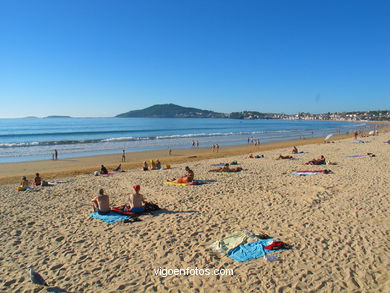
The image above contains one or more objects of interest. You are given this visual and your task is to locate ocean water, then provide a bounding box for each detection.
[0,117,369,163]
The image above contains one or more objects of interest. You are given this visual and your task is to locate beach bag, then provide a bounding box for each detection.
[144,202,160,212]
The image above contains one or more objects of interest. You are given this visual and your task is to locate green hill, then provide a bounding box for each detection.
[116,103,226,118]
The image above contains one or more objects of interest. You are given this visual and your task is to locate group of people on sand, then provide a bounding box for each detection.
[211,144,220,152]
[143,159,162,171]
[97,164,124,175]
[209,163,243,173]
[18,173,47,190]
[247,153,264,158]
[91,185,145,215]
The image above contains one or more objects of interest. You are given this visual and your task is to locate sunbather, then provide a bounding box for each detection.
[143,161,149,171]
[277,155,293,160]
[167,166,194,183]
[306,155,326,165]
[92,189,110,215]
[20,176,29,188]
[34,173,42,186]
[100,165,108,175]
[156,159,162,169]
[113,164,122,172]
[150,160,156,170]
[292,146,298,154]
[209,163,243,172]
[128,185,145,212]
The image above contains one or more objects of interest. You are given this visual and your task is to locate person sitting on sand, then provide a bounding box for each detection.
[247,153,254,158]
[100,165,108,175]
[92,189,110,215]
[210,163,243,172]
[277,155,293,160]
[113,164,122,172]
[34,173,42,186]
[167,166,194,183]
[128,185,145,212]
[292,146,298,154]
[150,160,156,170]
[20,176,29,188]
[156,159,161,170]
[306,155,326,165]
[143,161,149,171]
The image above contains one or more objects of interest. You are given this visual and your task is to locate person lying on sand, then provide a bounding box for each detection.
[143,161,149,171]
[167,166,194,183]
[34,173,42,186]
[92,189,110,215]
[209,163,243,172]
[127,185,145,213]
[247,154,264,159]
[277,155,293,160]
[100,165,108,175]
[292,146,298,154]
[306,155,326,165]
[113,164,122,172]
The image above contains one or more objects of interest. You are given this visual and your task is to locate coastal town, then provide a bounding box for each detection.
[231,110,390,121]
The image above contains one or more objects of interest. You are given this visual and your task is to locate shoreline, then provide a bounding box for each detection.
[2,127,389,185]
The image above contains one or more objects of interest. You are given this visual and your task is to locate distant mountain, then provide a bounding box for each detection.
[116,103,226,118]
[44,115,72,118]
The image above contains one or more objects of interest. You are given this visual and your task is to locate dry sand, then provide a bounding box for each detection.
[1,132,389,292]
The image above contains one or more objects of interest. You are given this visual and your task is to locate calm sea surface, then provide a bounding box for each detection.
[0,118,369,163]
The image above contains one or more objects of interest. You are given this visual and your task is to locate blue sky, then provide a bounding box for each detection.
[0,0,389,117]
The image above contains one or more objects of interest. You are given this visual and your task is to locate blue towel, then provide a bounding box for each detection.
[227,239,276,262]
[89,212,130,223]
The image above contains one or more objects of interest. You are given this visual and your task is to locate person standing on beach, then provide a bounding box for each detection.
[168,148,172,156]
[54,149,58,160]
[122,150,126,162]
[216,144,220,152]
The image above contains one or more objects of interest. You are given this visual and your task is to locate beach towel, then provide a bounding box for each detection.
[89,212,130,223]
[227,239,275,262]
[210,231,259,255]
[218,170,246,174]
[353,140,367,144]
[110,206,139,216]
[102,172,115,177]
[211,163,226,167]
[292,170,330,175]
[163,180,210,186]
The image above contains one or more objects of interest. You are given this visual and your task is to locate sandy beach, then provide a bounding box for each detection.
[1,131,389,292]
